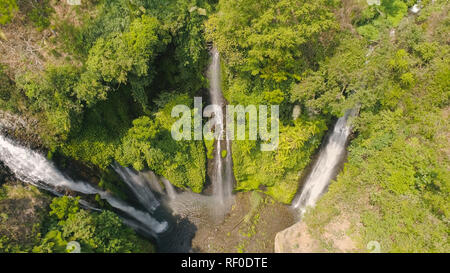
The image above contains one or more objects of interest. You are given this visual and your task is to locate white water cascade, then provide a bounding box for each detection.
[410,0,422,14]
[207,47,234,216]
[141,170,164,195]
[291,108,358,215]
[0,134,168,234]
[214,129,224,205]
[224,135,233,202]
[112,163,160,212]
[113,163,177,202]
[161,177,177,200]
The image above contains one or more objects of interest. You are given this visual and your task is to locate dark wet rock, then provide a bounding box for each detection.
[0,161,14,185]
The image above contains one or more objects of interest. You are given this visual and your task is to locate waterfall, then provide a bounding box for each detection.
[112,163,160,212]
[141,170,164,195]
[207,47,234,216]
[0,134,168,234]
[213,129,225,205]
[161,177,177,200]
[113,163,177,201]
[208,47,223,107]
[224,136,233,201]
[291,108,358,215]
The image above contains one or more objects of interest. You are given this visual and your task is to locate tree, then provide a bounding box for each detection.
[39,196,154,253]
[93,211,138,253]
[290,36,367,116]
[206,0,339,82]
[115,93,206,192]
[16,65,82,142]
[49,196,80,221]
[75,14,170,110]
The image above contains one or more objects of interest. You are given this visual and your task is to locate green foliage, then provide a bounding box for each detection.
[27,0,54,30]
[16,65,82,143]
[357,24,380,41]
[0,0,17,25]
[115,93,206,192]
[206,0,338,83]
[204,136,214,159]
[262,89,285,105]
[93,210,150,253]
[305,104,449,252]
[233,118,327,204]
[0,189,151,253]
[0,71,25,113]
[356,0,409,41]
[76,14,170,109]
[37,196,154,253]
[1,0,448,254]
[0,1,212,198]
[59,89,133,169]
[0,65,14,106]
[0,190,153,253]
[2,1,211,174]
[32,230,67,253]
[49,196,80,221]
[291,36,367,116]
[383,0,408,26]
[152,0,211,94]
[301,2,450,252]
[413,42,438,63]
[203,0,343,203]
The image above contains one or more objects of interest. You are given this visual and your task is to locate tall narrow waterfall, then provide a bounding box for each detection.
[291,109,358,215]
[224,136,233,202]
[207,47,234,216]
[0,134,168,234]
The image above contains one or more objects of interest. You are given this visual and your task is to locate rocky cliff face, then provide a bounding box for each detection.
[274,217,359,253]
[275,221,321,253]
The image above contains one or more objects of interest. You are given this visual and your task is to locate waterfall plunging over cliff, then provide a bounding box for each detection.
[0,134,168,235]
[207,47,234,219]
[112,163,160,212]
[291,108,358,216]
[161,177,177,200]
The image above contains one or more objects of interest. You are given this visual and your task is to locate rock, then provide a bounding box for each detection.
[0,161,14,185]
[275,221,321,253]
[410,4,421,14]
[367,0,381,5]
[67,0,81,5]
[275,218,358,253]
[292,105,301,120]
[197,8,207,16]
[189,6,207,16]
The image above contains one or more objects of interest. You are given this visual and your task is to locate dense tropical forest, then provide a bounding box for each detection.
[0,0,448,253]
